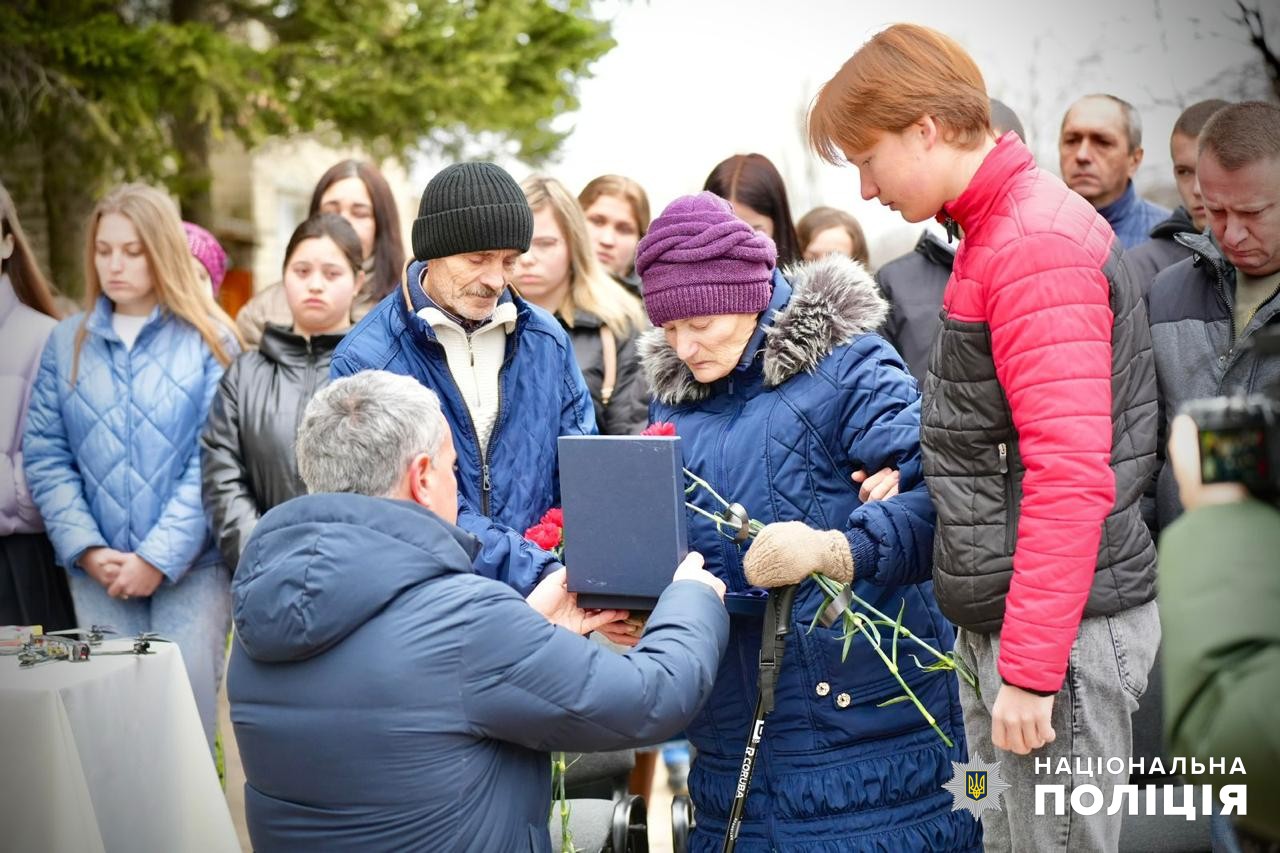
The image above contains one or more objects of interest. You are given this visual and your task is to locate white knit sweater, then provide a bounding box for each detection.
[417,301,518,459]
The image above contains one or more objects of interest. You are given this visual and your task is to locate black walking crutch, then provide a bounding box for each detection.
[721,583,800,853]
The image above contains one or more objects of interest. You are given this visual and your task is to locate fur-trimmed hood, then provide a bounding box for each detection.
[639,253,888,405]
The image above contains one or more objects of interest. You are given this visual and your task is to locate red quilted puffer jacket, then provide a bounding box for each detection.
[919,133,1158,694]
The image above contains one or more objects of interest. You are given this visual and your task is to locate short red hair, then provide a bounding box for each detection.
[808,24,992,162]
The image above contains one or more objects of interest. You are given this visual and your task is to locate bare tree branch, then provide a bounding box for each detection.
[1232,0,1280,100]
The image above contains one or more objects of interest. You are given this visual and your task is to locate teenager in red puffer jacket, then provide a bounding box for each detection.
[809,23,1159,852]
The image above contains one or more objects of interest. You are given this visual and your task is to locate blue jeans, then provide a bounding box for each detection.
[955,600,1161,852]
[67,564,232,751]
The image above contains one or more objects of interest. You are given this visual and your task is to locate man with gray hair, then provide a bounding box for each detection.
[227,370,729,853]
[1060,93,1170,247]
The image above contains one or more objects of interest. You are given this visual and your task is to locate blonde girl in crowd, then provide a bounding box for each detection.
[796,206,870,266]
[578,174,651,297]
[24,183,242,747]
[517,176,650,435]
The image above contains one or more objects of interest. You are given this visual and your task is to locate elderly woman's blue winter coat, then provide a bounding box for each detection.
[643,256,980,852]
[23,297,228,579]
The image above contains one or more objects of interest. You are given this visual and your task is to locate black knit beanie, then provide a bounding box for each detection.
[411,162,533,261]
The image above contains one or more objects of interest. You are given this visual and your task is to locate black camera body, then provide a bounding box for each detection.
[1180,326,1280,503]
[1182,393,1278,500]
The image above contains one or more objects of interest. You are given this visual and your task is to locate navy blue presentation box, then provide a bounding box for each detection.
[559,435,688,611]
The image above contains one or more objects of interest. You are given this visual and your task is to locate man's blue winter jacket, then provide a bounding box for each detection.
[330,264,596,595]
[228,492,728,852]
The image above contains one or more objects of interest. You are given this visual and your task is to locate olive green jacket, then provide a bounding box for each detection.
[1160,498,1280,841]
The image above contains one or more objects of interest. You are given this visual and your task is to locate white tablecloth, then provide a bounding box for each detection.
[0,639,240,853]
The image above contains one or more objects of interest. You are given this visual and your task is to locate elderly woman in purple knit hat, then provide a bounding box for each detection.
[637,192,976,851]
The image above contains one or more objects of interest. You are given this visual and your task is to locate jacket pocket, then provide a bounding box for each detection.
[800,602,947,749]
[1106,600,1160,701]
[998,442,1018,555]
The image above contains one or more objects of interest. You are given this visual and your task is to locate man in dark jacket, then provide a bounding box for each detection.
[1150,101,1280,528]
[874,229,954,383]
[874,98,1022,382]
[1124,99,1231,294]
[1060,94,1170,248]
[331,162,596,599]
[228,370,729,853]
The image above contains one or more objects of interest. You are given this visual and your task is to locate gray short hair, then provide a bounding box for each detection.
[1199,101,1280,171]
[296,371,447,497]
[1067,94,1142,151]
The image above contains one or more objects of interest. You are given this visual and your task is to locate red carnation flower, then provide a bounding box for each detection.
[524,522,563,552]
[540,507,564,528]
[641,422,677,437]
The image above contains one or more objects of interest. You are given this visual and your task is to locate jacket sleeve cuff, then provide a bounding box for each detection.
[135,546,183,584]
[844,527,878,584]
[1000,677,1059,697]
[64,535,107,572]
[997,652,1066,695]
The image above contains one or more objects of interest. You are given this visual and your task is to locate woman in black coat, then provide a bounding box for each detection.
[201,214,364,570]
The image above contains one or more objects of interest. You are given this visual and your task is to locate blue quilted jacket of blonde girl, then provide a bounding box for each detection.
[24,296,233,581]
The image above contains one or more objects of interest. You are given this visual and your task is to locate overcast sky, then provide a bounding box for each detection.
[415,0,1276,262]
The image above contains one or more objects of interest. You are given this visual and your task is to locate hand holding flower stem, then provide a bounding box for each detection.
[681,464,975,748]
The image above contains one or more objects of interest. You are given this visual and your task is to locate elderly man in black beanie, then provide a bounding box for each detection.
[331,162,612,617]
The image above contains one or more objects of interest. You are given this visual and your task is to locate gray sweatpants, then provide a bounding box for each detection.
[954,600,1160,852]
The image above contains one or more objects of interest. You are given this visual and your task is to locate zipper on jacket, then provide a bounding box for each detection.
[428,324,516,520]
[998,442,1016,554]
[468,335,491,519]
[715,387,749,591]
[482,463,492,513]
[454,397,490,516]
[1205,257,1239,368]
[304,337,318,395]
[942,212,960,244]
[423,338,491,518]
[300,338,320,434]
[479,338,517,519]
[1222,279,1280,382]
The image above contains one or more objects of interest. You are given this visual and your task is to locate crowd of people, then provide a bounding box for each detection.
[3,19,1278,853]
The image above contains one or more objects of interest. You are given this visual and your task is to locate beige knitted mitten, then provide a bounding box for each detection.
[742,521,854,589]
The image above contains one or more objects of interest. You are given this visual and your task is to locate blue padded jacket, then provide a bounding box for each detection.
[642,257,979,852]
[24,297,231,581]
[330,264,596,595]
[229,492,728,853]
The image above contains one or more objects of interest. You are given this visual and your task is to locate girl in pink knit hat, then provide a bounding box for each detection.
[183,221,227,296]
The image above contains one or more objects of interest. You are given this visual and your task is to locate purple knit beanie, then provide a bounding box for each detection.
[635,191,777,326]
[182,222,227,295]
